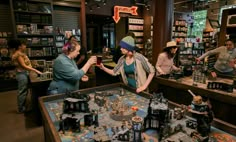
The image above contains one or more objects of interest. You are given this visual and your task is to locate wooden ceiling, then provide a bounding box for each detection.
[174,0,230,12]
[174,0,210,12]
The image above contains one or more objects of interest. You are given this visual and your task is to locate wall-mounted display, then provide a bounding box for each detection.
[127,17,144,49]
[172,19,188,42]
[128,25,143,31]
[227,14,236,27]
[128,18,144,24]
[178,38,205,76]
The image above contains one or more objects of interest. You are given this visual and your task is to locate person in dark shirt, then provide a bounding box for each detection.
[75,45,87,69]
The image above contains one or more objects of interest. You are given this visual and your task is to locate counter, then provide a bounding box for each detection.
[29,77,52,125]
[151,76,236,134]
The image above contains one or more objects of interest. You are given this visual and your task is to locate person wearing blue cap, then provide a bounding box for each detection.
[98,36,155,93]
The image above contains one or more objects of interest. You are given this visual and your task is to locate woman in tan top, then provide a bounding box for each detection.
[8,39,42,113]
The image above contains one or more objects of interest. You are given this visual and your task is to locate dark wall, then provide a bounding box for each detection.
[0,1,12,33]
[86,0,137,16]
[53,6,80,31]
[85,0,146,52]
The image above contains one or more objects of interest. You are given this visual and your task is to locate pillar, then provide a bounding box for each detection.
[152,0,174,65]
[80,0,87,49]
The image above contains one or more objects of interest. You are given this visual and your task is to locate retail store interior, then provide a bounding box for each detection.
[0,0,236,142]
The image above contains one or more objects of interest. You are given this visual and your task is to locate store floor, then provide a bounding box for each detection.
[0,90,44,142]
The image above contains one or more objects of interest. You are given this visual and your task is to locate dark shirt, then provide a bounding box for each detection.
[75,46,87,69]
[113,46,122,64]
[124,61,136,88]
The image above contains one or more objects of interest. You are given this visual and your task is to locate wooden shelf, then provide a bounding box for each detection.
[14,10,52,15]
[16,22,52,26]
[173,30,187,33]
[173,25,187,27]
[28,0,51,4]
[17,34,54,37]
[28,45,54,48]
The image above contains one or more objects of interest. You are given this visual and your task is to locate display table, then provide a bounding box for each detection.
[29,78,52,125]
[151,76,236,134]
[39,83,236,142]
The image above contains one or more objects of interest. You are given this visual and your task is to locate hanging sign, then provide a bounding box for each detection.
[113,6,138,23]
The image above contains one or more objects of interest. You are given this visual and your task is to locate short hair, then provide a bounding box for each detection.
[226,38,235,44]
[68,35,76,41]
[62,41,79,54]
[7,39,26,49]
[126,31,135,38]
[68,35,80,43]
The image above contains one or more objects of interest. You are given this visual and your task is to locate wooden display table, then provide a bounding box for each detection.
[39,83,236,142]
[150,76,236,134]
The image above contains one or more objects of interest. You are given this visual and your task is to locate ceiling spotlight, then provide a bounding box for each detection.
[97,4,100,8]
[146,5,150,11]
[89,7,93,12]
[144,1,148,7]
[103,0,106,5]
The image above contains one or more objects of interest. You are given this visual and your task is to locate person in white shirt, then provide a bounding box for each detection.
[196,39,236,77]
[155,41,180,76]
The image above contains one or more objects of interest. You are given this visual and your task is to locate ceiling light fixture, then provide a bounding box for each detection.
[103,0,106,5]
[225,0,228,5]
[97,4,100,8]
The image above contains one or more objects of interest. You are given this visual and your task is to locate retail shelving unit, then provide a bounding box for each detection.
[172,19,188,42]
[178,37,205,76]
[54,30,81,56]
[202,31,213,43]
[11,0,55,60]
[144,16,153,62]
[0,33,17,90]
[202,30,216,71]
[128,17,144,49]
[54,34,64,55]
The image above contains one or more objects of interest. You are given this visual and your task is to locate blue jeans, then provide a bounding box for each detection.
[16,72,29,111]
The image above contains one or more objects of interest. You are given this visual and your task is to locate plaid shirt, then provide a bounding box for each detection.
[113,52,155,88]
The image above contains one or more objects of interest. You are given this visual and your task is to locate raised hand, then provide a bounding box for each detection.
[87,56,97,66]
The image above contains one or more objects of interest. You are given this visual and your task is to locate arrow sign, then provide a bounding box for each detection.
[113,6,138,23]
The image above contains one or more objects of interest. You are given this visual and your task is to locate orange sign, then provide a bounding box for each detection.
[113,6,138,23]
